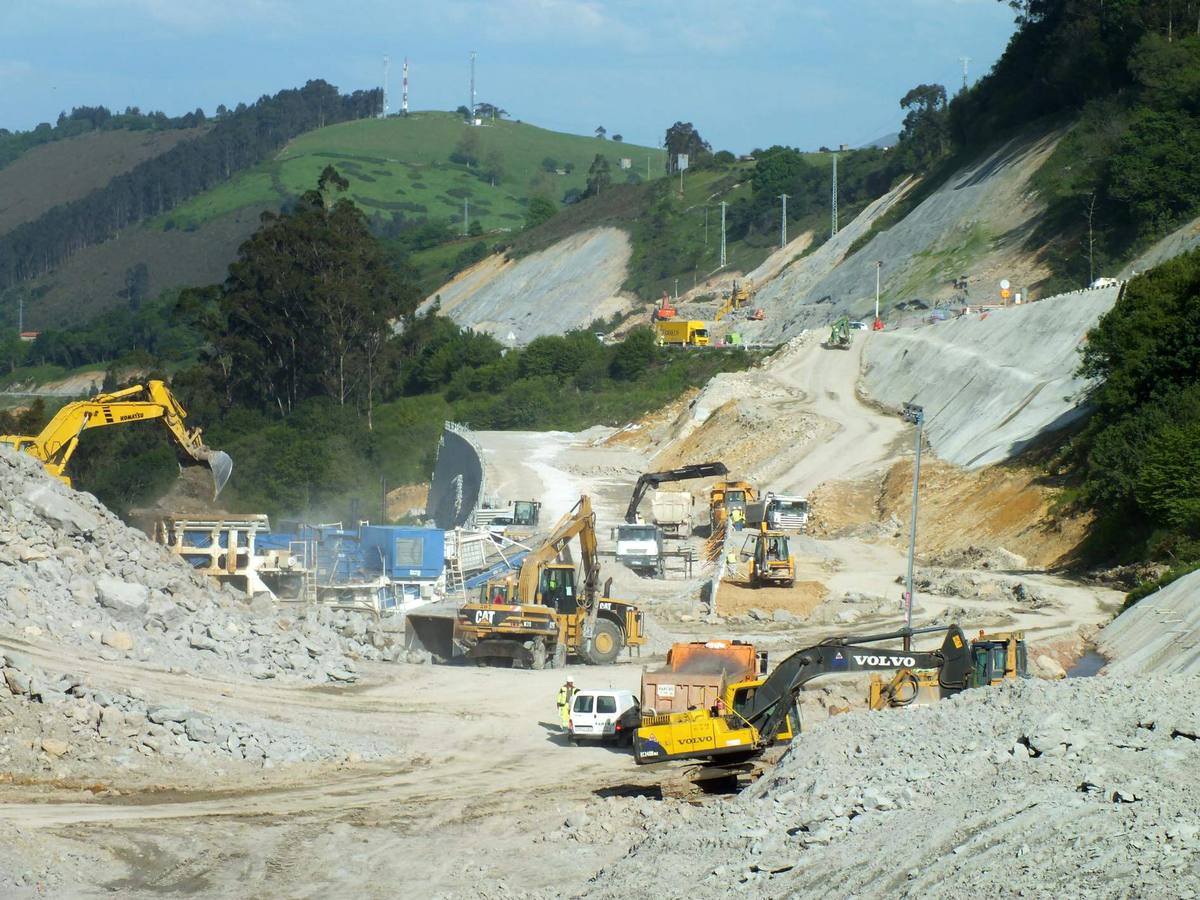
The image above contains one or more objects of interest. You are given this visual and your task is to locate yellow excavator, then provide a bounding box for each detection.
[449,495,645,668]
[0,380,232,498]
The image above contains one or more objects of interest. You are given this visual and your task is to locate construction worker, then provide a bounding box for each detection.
[731,506,745,531]
[557,676,576,732]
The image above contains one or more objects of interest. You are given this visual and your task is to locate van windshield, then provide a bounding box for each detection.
[573,694,594,713]
[596,695,617,714]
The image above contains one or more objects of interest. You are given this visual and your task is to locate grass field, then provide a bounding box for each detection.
[160,111,662,233]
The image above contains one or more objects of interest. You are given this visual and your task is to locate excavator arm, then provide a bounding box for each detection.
[624,461,729,523]
[0,380,232,498]
[515,495,600,602]
[742,625,971,744]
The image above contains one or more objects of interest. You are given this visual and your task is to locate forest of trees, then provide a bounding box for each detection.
[0,81,380,290]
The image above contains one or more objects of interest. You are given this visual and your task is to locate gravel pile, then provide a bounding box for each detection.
[579,675,1200,898]
[0,447,389,683]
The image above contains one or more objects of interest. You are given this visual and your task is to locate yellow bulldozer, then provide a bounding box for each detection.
[0,379,232,498]
[450,495,645,668]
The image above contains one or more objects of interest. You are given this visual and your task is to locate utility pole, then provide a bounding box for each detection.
[960,57,971,92]
[469,51,477,120]
[646,155,651,180]
[674,277,679,301]
[719,201,727,269]
[831,152,839,237]
[704,206,709,248]
[463,198,469,235]
[17,294,23,336]
[902,404,925,650]
[875,260,882,322]
[779,193,789,248]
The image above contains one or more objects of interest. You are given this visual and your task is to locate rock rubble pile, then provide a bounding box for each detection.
[0,447,394,684]
[580,675,1200,898]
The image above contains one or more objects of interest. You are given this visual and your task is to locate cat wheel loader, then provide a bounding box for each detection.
[0,379,232,498]
[449,495,645,669]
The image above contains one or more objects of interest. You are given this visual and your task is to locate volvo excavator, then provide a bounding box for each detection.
[421,495,645,669]
[634,624,977,767]
[0,380,232,498]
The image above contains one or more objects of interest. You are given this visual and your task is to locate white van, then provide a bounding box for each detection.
[568,689,640,745]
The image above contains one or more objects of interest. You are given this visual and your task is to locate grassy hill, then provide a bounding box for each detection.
[15,112,659,328]
[162,112,659,233]
[0,126,208,236]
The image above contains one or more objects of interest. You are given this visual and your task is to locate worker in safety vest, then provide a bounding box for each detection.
[557,676,575,732]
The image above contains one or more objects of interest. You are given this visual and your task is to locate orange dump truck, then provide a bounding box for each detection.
[640,640,766,715]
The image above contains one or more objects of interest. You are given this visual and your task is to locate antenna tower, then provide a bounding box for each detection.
[382,56,389,118]
[719,201,728,268]
[779,193,789,248]
[960,56,971,92]
[402,58,409,116]
[469,51,477,120]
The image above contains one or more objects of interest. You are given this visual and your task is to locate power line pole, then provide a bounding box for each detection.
[704,206,709,248]
[779,193,789,248]
[960,56,971,92]
[830,154,840,240]
[17,294,23,336]
[719,201,727,269]
[903,404,925,650]
[463,198,469,235]
[875,260,882,322]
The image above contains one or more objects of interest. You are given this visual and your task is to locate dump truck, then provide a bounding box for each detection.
[651,490,694,539]
[746,493,809,532]
[655,319,710,347]
[640,640,766,715]
[710,480,757,532]
[424,495,645,668]
[616,462,728,575]
[0,379,232,498]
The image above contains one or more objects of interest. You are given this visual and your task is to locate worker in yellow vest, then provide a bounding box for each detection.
[557,676,576,732]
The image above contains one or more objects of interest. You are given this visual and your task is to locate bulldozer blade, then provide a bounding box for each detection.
[206,450,233,499]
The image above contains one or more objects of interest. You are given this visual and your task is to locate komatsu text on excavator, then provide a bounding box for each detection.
[0,380,232,498]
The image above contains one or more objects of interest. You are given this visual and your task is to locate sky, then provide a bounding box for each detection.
[0,0,1018,152]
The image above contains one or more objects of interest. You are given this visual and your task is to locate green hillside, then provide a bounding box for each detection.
[162,112,661,233]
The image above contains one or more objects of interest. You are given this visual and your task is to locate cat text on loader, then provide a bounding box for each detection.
[456,495,645,669]
[868,630,1027,709]
[0,379,232,499]
[634,624,974,766]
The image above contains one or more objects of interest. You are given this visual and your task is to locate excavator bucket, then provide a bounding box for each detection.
[205,450,233,499]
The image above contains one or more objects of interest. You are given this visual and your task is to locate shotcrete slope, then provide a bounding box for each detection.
[422,227,632,344]
[743,133,1060,342]
[1098,569,1200,676]
[860,285,1121,468]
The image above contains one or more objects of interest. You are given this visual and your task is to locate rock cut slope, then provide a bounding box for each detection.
[1099,569,1200,676]
[423,227,633,344]
[861,285,1121,467]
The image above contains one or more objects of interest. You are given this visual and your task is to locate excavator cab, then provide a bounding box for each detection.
[536,564,578,614]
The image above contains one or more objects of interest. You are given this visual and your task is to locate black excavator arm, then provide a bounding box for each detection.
[624,461,729,523]
[744,625,972,745]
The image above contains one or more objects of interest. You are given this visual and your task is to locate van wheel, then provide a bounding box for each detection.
[586,620,623,665]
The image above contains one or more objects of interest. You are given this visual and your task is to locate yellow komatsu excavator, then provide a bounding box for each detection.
[454,495,645,668]
[0,380,232,498]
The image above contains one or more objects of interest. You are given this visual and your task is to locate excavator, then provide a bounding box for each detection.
[451,495,645,668]
[634,624,976,767]
[825,316,852,349]
[868,630,1027,709]
[0,380,232,499]
[615,461,728,575]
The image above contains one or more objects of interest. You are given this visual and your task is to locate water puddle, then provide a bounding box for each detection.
[1067,649,1106,678]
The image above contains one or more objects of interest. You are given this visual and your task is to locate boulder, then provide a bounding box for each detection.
[101,631,135,652]
[25,484,100,534]
[96,578,149,620]
[40,738,70,758]
[1035,655,1067,680]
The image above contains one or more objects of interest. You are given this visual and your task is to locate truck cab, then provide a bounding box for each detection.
[614,523,664,577]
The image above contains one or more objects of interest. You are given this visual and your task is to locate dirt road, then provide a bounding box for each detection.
[0,641,656,896]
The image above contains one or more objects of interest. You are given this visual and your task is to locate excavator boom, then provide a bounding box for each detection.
[0,380,232,499]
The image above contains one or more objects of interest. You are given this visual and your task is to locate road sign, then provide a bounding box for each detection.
[676,154,689,171]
